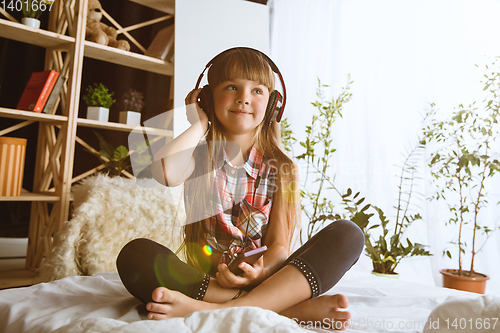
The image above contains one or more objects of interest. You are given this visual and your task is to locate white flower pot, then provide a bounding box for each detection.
[87,107,109,122]
[22,18,41,29]
[119,111,141,126]
[371,271,399,279]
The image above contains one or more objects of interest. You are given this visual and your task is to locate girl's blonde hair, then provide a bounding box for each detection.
[180,48,301,273]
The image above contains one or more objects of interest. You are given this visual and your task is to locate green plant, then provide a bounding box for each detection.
[293,78,352,240]
[86,131,131,176]
[121,88,145,112]
[282,78,431,274]
[341,142,432,274]
[83,83,116,109]
[422,61,500,278]
[279,117,296,155]
[22,0,54,19]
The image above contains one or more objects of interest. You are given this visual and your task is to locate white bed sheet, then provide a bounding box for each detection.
[0,270,483,333]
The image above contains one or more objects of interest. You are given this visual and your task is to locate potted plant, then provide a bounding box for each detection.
[282,78,431,275]
[21,0,54,29]
[86,131,131,176]
[341,142,432,277]
[119,88,144,126]
[422,62,500,293]
[83,83,115,122]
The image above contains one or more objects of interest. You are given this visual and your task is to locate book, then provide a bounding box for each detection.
[145,25,174,61]
[41,75,66,114]
[16,70,60,113]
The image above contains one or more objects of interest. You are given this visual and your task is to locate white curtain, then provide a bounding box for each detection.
[269,0,500,295]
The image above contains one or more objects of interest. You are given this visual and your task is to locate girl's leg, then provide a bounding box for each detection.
[116,238,240,304]
[147,220,364,322]
[283,219,365,297]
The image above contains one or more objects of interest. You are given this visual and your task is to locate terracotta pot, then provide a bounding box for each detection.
[440,269,489,294]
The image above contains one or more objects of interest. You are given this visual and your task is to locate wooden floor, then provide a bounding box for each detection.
[0,238,36,289]
[0,269,37,289]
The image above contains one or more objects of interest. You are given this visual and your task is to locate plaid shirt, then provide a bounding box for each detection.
[184,144,277,265]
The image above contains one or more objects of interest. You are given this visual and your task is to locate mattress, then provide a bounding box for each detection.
[0,270,495,333]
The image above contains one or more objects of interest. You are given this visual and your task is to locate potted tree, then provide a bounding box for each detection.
[119,88,144,126]
[422,62,500,293]
[83,83,115,122]
[21,0,54,29]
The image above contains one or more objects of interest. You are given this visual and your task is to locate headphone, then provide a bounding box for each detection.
[194,47,287,126]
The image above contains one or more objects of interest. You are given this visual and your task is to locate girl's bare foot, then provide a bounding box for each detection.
[147,287,221,320]
[279,294,351,330]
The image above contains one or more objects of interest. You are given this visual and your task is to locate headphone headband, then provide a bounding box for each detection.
[195,47,287,123]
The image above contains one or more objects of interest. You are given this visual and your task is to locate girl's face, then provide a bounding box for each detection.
[212,78,270,136]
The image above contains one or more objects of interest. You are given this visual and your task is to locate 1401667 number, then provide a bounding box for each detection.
[1,0,55,13]
[444,318,498,330]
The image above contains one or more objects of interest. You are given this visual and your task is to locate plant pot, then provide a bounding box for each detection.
[21,17,41,29]
[119,111,141,126]
[440,269,489,294]
[0,137,27,196]
[87,106,109,122]
[371,271,399,279]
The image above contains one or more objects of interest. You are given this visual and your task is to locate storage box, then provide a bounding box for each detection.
[0,137,27,196]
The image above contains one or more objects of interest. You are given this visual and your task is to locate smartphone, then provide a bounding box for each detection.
[228,246,268,275]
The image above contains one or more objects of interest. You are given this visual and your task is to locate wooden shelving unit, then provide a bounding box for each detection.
[0,19,74,48]
[84,41,173,75]
[0,107,68,124]
[0,190,59,202]
[0,0,175,288]
[77,118,173,136]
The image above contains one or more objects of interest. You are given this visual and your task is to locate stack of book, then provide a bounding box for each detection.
[16,70,66,114]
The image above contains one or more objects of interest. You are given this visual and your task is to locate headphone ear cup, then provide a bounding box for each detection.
[266,90,281,124]
[198,85,213,117]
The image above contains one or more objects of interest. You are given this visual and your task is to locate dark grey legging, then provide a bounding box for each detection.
[116,219,364,303]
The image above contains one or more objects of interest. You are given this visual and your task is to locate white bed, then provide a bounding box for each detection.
[3,176,497,333]
[1,268,497,333]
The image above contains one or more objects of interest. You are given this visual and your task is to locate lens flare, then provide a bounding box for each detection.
[202,245,213,256]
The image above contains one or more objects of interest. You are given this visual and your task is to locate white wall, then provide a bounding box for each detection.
[269,0,500,295]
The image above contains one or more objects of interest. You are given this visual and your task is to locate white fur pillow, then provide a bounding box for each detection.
[423,294,500,333]
[36,174,186,283]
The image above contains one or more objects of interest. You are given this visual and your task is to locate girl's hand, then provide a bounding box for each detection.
[185,89,209,129]
[215,256,265,289]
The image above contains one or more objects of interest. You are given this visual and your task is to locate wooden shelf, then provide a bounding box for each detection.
[0,269,37,289]
[0,0,176,271]
[129,0,175,14]
[77,118,173,136]
[0,19,74,48]
[84,41,174,76]
[0,107,68,123]
[0,190,60,202]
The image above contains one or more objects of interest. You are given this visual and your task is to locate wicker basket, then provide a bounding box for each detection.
[0,137,27,196]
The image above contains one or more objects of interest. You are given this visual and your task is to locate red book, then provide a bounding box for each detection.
[17,70,60,113]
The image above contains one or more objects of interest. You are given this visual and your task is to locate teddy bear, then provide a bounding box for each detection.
[86,0,130,51]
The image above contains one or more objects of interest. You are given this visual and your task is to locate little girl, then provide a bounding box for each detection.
[117,47,364,329]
